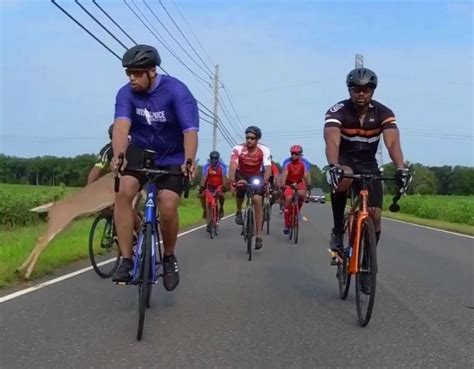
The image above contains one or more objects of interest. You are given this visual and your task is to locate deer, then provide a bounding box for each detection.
[17,172,119,279]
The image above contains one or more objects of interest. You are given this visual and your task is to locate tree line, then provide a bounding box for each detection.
[0,154,472,195]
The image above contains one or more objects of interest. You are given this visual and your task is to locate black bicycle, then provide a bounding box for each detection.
[239,177,264,261]
[88,208,121,278]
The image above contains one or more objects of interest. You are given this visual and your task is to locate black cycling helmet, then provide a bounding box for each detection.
[122,44,161,69]
[209,151,220,160]
[346,68,378,89]
[108,124,114,139]
[245,126,262,139]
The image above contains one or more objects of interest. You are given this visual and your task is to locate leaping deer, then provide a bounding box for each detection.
[17,173,117,279]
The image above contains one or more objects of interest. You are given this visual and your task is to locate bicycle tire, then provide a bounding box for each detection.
[338,213,352,299]
[88,214,121,278]
[355,217,377,327]
[137,223,152,341]
[206,202,214,240]
[265,202,271,235]
[246,208,254,261]
[212,203,218,237]
[293,205,299,244]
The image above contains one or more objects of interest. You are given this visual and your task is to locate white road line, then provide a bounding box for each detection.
[382,216,473,239]
[0,215,234,304]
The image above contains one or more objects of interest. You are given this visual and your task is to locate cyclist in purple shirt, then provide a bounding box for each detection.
[111,44,199,289]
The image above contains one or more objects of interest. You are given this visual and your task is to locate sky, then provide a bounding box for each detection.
[1,0,473,167]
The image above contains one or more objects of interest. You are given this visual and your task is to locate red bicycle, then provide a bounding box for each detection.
[204,184,221,239]
[287,186,300,244]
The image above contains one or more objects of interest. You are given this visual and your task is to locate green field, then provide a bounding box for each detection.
[0,183,79,228]
[383,195,473,226]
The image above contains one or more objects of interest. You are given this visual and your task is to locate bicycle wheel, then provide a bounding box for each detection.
[88,213,121,278]
[212,202,218,237]
[288,203,295,240]
[265,201,271,235]
[206,202,214,239]
[337,213,352,300]
[246,208,254,261]
[355,217,377,327]
[293,205,299,244]
[137,223,152,341]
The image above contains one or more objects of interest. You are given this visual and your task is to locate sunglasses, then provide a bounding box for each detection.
[350,86,373,94]
[245,136,257,141]
[125,69,150,78]
[291,152,300,156]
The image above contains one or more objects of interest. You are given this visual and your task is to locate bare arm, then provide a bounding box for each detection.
[263,165,271,183]
[304,169,311,187]
[112,119,131,166]
[228,161,237,182]
[200,174,208,188]
[324,127,341,165]
[383,128,405,168]
[183,130,198,163]
[281,168,289,187]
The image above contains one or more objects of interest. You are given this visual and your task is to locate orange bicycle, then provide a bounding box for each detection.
[330,172,402,327]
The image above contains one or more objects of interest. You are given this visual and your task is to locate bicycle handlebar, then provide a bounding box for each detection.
[342,172,403,213]
[113,153,191,199]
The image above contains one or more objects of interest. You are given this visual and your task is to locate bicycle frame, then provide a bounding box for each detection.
[347,189,369,275]
[132,182,160,284]
[343,173,400,274]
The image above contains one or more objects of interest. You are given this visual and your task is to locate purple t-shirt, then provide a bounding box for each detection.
[114,75,199,166]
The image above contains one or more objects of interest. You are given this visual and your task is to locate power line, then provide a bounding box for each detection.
[170,0,215,67]
[221,85,245,130]
[143,0,212,78]
[123,0,210,87]
[51,0,121,59]
[92,0,138,45]
[218,99,242,138]
[74,0,128,50]
[158,0,213,76]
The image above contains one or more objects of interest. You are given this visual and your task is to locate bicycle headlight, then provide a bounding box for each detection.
[252,178,261,186]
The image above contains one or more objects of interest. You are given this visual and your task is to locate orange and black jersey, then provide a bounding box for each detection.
[324,99,397,160]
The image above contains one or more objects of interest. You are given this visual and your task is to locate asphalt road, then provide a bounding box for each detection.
[1,204,473,369]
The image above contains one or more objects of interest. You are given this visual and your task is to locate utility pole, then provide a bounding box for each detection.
[355,54,364,68]
[212,65,219,151]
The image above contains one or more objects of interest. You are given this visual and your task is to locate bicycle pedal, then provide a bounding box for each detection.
[328,249,342,265]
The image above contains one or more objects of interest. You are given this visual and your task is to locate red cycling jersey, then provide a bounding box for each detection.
[284,160,306,184]
[203,163,225,187]
[230,143,272,176]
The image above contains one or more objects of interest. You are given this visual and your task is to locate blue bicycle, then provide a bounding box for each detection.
[114,152,190,341]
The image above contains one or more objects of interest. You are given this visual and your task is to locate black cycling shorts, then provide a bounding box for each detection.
[122,144,185,196]
[340,155,383,208]
[235,172,265,199]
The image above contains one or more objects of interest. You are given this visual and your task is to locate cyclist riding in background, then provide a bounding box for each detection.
[324,67,411,251]
[111,44,199,290]
[228,126,272,250]
[199,150,227,220]
[280,145,311,234]
[87,124,114,185]
[268,155,280,206]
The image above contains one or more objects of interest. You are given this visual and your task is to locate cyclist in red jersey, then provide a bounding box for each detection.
[280,145,311,234]
[229,126,272,250]
[199,151,227,220]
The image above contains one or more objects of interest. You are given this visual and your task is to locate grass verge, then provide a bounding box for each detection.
[381,210,474,236]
